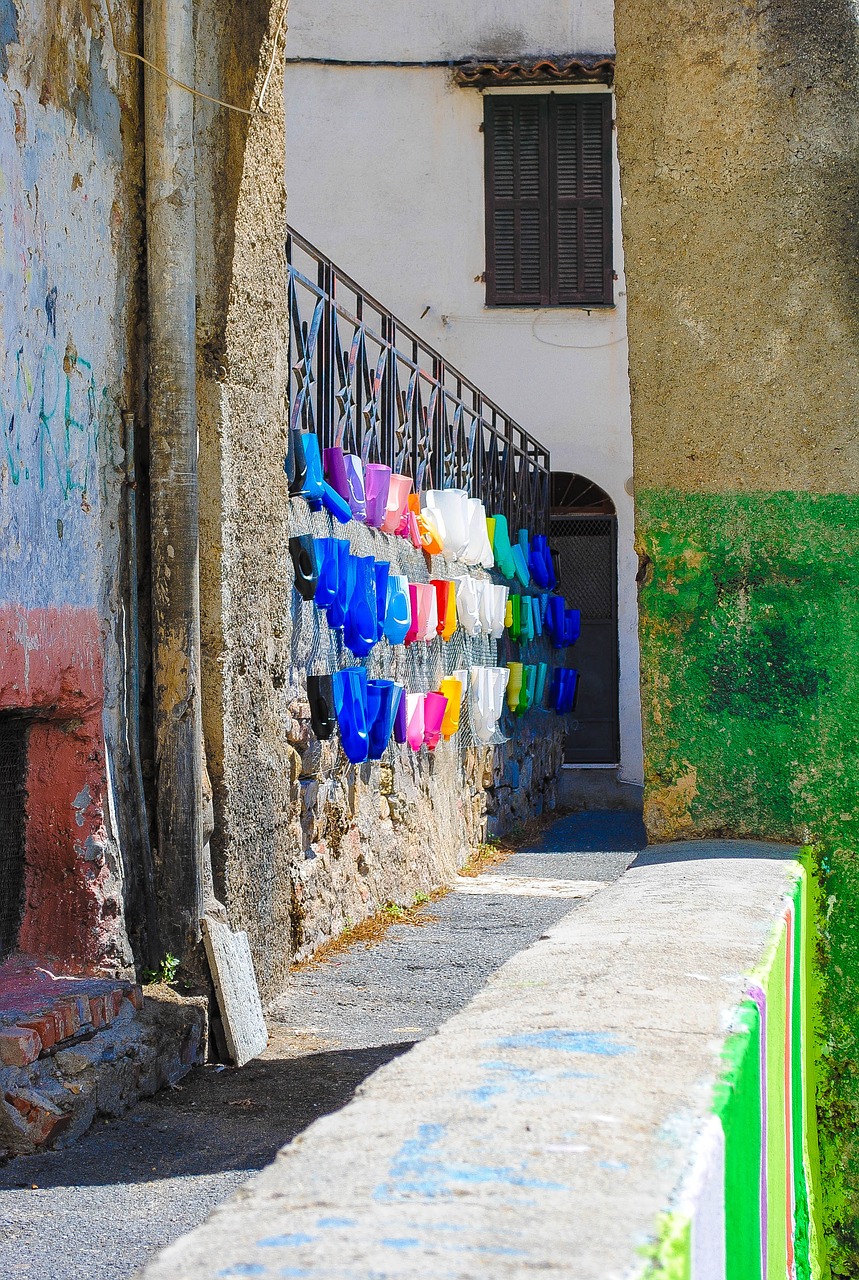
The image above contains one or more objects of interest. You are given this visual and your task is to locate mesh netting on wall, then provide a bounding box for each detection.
[283,497,574,763]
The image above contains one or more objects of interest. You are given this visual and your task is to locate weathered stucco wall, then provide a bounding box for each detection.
[0,0,143,972]
[614,0,859,1270]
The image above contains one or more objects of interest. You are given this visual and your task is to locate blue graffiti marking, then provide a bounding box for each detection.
[256,1234,315,1249]
[216,1267,266,1278]
[494,1030,634,1056]
[374,1122,566,1202]
[2,333,103,498]
[316,1217,355,1229]
[380,1238,421,1250]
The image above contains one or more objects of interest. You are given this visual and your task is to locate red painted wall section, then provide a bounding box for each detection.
[0,605,125,974]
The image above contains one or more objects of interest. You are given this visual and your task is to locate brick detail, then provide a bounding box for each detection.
[0,1026,42,1067]
[19,1012,60,1052]
[88,995,107,1029]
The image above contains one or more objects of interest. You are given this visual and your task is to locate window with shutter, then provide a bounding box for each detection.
[484,94,613,307]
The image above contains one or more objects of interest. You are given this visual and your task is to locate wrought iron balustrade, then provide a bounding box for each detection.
[286,229,551,537]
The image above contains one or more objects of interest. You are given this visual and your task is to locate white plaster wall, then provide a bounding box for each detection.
[284,6,643,783]
[286,0,615,61]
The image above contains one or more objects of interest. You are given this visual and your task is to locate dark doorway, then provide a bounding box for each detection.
[0,713,29,962]
[551,473,619,764]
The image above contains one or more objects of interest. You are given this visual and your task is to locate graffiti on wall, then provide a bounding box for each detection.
[2,324,104,499]
[0,43,125,610]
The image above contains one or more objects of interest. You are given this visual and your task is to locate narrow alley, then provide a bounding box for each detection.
[0,813,644,1279]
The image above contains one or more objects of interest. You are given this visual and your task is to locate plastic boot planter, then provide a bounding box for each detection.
[415,583,435,642]
[322,480,353,523]
[534,662,548,708]
[295,432,326,509]
[517,664,536,715]
[431,580,451,637]
[393,686,409,744]
[512,542,531,588]
[344,555,378,658]
[289,535,319,601]
[441,579,458,640]
[405,584,422,645]
[470,668,494,744]
[488,514,516,580]
[491,666,510,724]
[285,428,308,497]
[407,495,443,555]
[384,574,412,645]
[551,668,580,715]
[343,454,367,522]
[467,499,494,569]
[506,661,524,712]
[530,535,553,589]
[477,579,495,637]
[490,584,509,639]
[328,542,355,630]
[519,595,535,644]
[374,560,390,641]
[405,692,426,751]
[508,594,521,642]
[423,691,449,750]
[333,667,370,763]
[314,538,339,609]
[367,679,402,759]
[564,608,582,647]
[439,676,463,739]
[504,595,514,631]
[455,576,481,637]
[424,584,439,641]
[532,596,543,638]
[323,446,350,503]
[307,674,336,740]
[426,490,468,560]
[382,474,413,534]
[546,596,566,648]
[364,464,392,529]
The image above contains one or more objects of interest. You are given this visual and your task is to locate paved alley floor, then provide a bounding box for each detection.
[0,812,644,1280]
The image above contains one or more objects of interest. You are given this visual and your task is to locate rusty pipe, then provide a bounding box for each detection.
[143,0,204,957]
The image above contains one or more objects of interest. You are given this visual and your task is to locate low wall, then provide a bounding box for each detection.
[650,860,824,1278]
[141,840,823,1280]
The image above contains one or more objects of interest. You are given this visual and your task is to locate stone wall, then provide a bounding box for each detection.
[208,493,565,986]
[613,0,859,1268]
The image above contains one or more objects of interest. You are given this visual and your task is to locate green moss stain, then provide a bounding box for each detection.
[636,490,859,1273]
[644,1212,692,1279]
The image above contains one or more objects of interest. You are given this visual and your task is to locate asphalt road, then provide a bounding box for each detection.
[0,811,644,1280]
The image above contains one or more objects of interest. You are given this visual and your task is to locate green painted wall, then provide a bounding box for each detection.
[636,491,859,1272]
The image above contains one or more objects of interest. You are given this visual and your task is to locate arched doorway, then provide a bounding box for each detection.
[551,473,619,764]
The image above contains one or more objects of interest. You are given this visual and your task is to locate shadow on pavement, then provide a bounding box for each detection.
[0,1042,413,1190]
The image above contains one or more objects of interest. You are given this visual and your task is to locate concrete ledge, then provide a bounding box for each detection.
[142,841,801,1279]
[558,765,644,812]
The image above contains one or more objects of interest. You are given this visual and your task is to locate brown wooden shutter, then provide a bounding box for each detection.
[485,93,613,308]
[484,96,548,305]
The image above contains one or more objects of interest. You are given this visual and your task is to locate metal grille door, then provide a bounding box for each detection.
[551,515,619,763]
[0,716,28,962]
